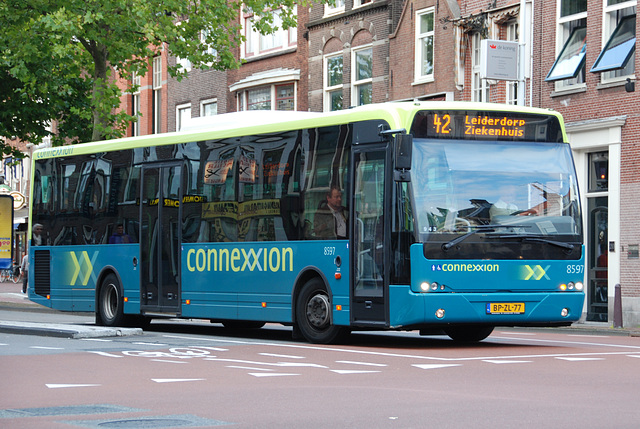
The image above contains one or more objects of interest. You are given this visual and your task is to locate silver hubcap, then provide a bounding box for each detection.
[306,293,330,328]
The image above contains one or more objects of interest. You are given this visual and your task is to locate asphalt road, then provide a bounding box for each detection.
[1,280,640,428]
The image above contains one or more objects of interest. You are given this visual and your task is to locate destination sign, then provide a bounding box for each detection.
[411,110,564,142]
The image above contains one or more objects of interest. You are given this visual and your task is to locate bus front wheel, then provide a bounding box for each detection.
[295,278,346,344]
[98,273,126,327]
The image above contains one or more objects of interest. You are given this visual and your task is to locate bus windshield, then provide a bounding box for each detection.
[411,139,582,240]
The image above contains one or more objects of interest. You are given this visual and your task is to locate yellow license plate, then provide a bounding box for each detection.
[487,302,525,314]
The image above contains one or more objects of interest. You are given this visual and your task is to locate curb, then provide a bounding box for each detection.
[0,321,143,339]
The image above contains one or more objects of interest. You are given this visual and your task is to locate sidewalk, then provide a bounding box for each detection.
[0,280,142,338]
[1,279,638,337]
[0,278,39,309]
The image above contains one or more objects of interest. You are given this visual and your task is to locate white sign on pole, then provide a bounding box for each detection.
[480,39,519,81]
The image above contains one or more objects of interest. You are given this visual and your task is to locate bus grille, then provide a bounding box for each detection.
[34,250,51,297]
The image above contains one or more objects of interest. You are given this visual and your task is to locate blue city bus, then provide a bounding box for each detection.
[27,102,585,343]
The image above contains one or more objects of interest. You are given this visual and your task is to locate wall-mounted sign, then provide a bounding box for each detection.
[9,191,26,210]
[481,39,519,81]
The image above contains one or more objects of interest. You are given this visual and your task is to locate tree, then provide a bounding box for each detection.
[0,0,310,149]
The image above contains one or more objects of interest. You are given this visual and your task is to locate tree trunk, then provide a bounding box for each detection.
[90,43,109,142]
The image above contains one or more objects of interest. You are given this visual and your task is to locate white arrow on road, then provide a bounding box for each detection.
[46,384,101,389]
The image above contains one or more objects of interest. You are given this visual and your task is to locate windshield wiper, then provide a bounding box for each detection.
[495,234,575,251]
[441,225,530,252]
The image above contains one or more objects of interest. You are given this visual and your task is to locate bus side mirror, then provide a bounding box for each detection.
[394,134,412,182]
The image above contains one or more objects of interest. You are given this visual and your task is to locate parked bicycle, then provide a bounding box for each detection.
[1,267,21,283]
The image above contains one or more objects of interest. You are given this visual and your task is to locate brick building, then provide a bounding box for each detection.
[166,59,228,132]
[118,47,170,136]
[389,0,526,104]
[535,0,639,326]
[307,0,402,111]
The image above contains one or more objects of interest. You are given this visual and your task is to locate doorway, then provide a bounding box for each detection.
[140,163,182,314]
[586,152,608,322]
[351,146,389,324]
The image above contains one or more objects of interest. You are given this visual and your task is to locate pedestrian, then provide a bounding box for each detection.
[21,252,28,294]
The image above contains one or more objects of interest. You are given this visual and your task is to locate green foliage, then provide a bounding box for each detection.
[1,0,313,150]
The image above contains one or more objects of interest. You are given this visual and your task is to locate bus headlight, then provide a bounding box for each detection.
[561,308,569,317]
[420,282,440,292]
[560,282,584,291]
[435,308,445,319]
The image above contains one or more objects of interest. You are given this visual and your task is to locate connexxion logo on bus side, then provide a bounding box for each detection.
[186,246,294,273]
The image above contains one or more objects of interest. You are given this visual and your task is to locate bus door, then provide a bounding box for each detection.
[140,163,182,314]
[351,146,389,325]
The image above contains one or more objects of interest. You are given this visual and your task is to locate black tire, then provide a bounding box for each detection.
[97,273,126,327]
[445,325,494,342]
[295,277,346,344]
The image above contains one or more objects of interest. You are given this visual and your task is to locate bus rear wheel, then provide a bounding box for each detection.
[295,278,346,344]
[98,273,126,327]
[444,325,494,342]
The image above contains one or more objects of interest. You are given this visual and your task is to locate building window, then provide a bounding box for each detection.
[247,87,271,110]
[324,53,343,111]
[352,46,373,106]
[152,56,162,134]
[588,151,609,192]
[471,32,489,102]
[132,73,141,136]
[325,0,345,17]
[201,29,218,67]
[591,1,636,80]
[354,0,373,8]
[243,7,297,59]
[547,0,587,87]
[415,8,435,83]
[176,103,191,131]
[201,98,217,116]
[276,84,295,110]
[506,21,519,105]
[237,83,296,111]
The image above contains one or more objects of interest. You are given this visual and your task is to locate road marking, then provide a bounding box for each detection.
[162,333,640,362]
[204,358,327,368]
[46,384,100,389]
[555,357,605,361]
[483,360,532,364]
[30,346,64,350]
[628,355,640,359]
[335,360,387,367]
[152,378,205,383]
[568,334,610,338]
[259,353,305,359]
[79,338,112,342]
[249,373,299,377]
[412,364,462,370]
[490,336,640,350]
[151,359,189,364]
[330,370,381,374]
[87,351,123,358]
[133,342,168,346]
[227,366,275,371]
